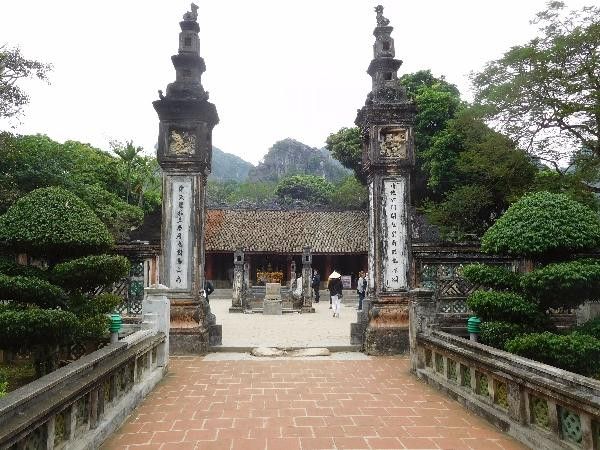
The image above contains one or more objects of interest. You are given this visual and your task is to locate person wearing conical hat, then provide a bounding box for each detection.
[328,270,343,318]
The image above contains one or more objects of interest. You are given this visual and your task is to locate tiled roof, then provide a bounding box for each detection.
[205,209,367,254]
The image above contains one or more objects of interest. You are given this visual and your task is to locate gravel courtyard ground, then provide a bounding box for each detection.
[209,298,357,348]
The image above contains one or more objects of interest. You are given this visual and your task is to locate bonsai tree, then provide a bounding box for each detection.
[463,192,600,363]
[0,187,130,376]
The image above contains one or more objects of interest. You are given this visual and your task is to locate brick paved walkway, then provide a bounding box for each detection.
[103,356,526,450]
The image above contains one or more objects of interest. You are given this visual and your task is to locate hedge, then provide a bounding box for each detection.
[506,332,600,377]
[466,290,539,323]
[0,187,113,257]
[52,254,130,292]
[481,192,600,257]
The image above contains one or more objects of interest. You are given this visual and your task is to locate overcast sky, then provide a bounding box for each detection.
[1,0,594,165]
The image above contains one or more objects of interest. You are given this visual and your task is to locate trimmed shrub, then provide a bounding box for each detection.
[52,255,130,293]
[0,307,79,351]
[462,263,520,291]
[67,293,122,317]
[0,257,48,279]
[506,332,600,377]
[520,259,600,309]
[0,187,113,257]
[0,274,66,307]
[481,192,600,258]
[466,290,539,322]
[480,321,527,349]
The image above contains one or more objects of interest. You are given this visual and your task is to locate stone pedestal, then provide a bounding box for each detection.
[363,292,410,355]
[263,283,282,315]
[263,300,283,315]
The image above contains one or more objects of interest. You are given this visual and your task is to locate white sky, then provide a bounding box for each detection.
[1,0,595,165]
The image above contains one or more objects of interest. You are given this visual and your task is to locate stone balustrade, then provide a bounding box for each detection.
[414,329,600,450]
[0,286,170,450]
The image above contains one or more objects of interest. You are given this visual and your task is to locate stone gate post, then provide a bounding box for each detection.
[352,5,417,355]
[301,246,314,313]
[230,249,245,312]
[153,3,221,353]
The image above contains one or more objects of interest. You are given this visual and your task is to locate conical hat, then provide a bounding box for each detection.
[329,271,341,279]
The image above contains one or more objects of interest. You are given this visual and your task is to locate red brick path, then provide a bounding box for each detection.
[103,357,526,450]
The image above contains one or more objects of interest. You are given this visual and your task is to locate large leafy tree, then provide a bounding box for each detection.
[0,46,52,121]
[0,133,159,240]
[472,2,600,163]
[0,187,130,376]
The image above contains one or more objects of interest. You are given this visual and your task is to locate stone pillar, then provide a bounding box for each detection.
[153,3,221,353]
[243,261,250,290]
[352,6,417,355]
[143,284,171,367]
[408,289,435,371]
[230,249,245,312]
[301,246,314,313]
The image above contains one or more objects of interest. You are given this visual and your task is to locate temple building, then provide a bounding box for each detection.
[121,207,368,289]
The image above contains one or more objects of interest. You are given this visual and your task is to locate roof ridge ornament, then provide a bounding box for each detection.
[375,5,390,27]
[183,3,199,22]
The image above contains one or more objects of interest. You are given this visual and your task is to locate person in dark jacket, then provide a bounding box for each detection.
[328,270,343,318]
[311,270,321,303]
[204,279,214,303]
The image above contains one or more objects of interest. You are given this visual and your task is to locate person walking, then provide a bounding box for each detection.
[203,279,214,303]
[328,270,343,318]
[311,270,321,303]
[356,271,367,311]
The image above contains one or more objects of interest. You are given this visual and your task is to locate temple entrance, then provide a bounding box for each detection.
[145,3,415,355]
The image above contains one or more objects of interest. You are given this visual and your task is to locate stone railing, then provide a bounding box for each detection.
[413,329,600,450]
[0,287,170,449]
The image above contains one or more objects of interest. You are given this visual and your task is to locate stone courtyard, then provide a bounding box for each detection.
[211,297,357,348]
[103,356,525,450]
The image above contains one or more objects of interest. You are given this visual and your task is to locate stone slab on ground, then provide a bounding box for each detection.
[251,347,331,357]
[251,347,285,357]
[103,356,526,450]
[203,352,370,361]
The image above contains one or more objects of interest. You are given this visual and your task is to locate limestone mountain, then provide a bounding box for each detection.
[209,146,254,182]
[246,138,351,183]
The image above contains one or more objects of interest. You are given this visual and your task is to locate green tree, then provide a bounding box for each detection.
[110,140,144,205]
[0,46,52,120]
[331,176,368,209]
[325,128,365,184]
[472,2,600,161]
[275,175,333,204]
[0,133,149,240]
[0,187,129,376]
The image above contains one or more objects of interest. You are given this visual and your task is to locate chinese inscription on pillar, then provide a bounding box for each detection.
[382,179,408,290]
[170,179,192,289]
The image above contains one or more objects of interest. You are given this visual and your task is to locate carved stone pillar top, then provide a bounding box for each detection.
[234,248,244,267]
[302,246,312,267]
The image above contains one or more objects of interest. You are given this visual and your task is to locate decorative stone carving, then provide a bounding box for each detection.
[169,130,196,156]
[374,5,390,27]
[183,3,198,21]
[379,127,407,158]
